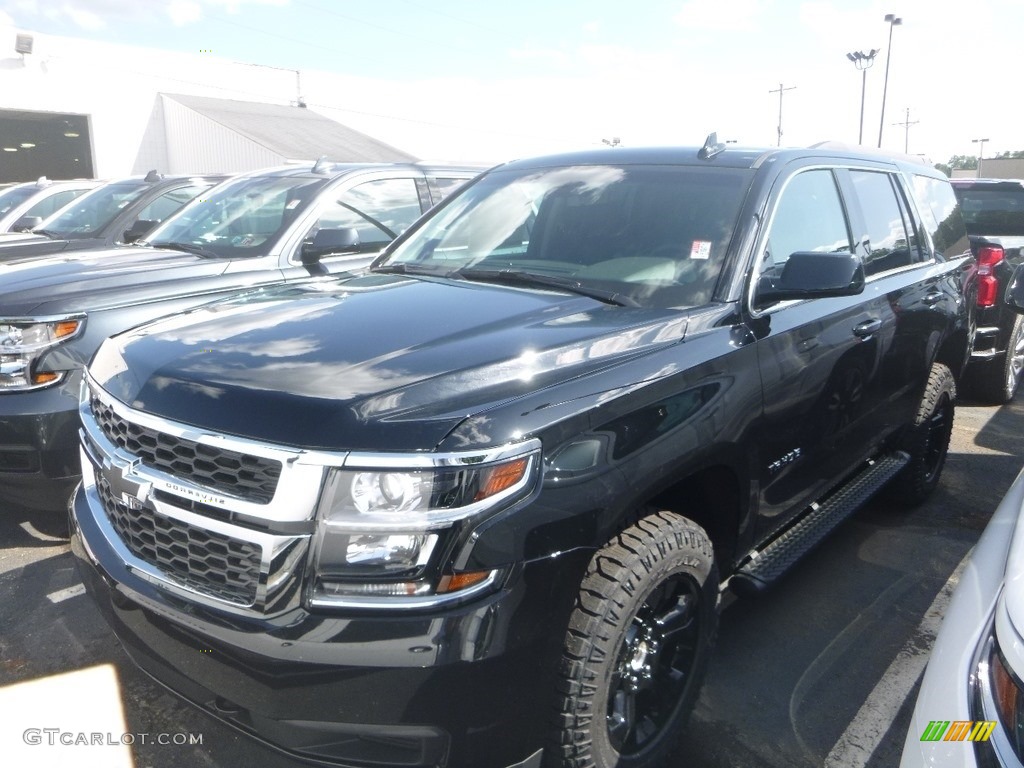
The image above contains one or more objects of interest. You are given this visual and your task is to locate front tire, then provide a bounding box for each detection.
[550,511,718,768]
[887,362,955,507]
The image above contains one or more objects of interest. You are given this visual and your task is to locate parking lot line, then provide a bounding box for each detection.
[19,520,68,543]
[46,584,86,604]
[823,549,972,767]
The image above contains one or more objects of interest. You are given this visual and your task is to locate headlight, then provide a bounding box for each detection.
[0,316,84,392]
[989,645,1024,750]
[309,439,541,606]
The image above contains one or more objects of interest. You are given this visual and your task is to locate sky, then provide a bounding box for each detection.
[1,0,1022,164]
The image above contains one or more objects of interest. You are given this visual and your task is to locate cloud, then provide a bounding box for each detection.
[167,0,202,26]
[61,3,105,29]
[674,0,766,31]
[9,0,290,29]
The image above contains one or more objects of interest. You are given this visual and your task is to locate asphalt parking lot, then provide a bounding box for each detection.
[0,392,1020,768]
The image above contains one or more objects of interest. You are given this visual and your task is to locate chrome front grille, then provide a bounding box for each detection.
[89,391,281,504]
[80,378,327,615]
[96,473,262,606]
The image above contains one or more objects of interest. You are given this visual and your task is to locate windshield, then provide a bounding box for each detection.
[145,173,331,258]
[380,164,752,309]
[956,185,1024,236]
[40,181,150,238]
[0,185,37,217]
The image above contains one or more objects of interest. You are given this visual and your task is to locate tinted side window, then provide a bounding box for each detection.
[427,177,471,206]
[913,175,969,259]
[135,184,211,224]
[310,178,421,252]
[764,169,852,273]
[848,170,914,276]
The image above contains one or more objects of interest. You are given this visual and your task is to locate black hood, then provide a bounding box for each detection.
[91,274,690,452]
[0,247,229,315]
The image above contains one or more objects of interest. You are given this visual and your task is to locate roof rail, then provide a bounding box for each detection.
[809,140,933,166]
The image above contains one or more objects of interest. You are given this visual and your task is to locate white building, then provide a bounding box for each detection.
[0,23,418,182]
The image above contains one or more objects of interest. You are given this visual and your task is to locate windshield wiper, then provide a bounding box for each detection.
[31,229,63,239]
[150,241,222,259]
[449,268,639,307]
[371,263,454,277]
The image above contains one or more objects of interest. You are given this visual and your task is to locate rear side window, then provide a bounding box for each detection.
[848,170,916,276]
[914,175,969,258]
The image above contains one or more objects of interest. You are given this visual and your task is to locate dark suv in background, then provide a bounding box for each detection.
[0,160,482,512]
[71,142,973,768]
[952,178,1024,402]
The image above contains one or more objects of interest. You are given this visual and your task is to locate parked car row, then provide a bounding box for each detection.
[4,146,1024,768]
[0,159,485,510]
[0,176,99,235]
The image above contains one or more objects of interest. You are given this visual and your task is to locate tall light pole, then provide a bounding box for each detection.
[972,137,990,177]
[877,13,902,148]
[847,49,879,145]
[769,82,796,147]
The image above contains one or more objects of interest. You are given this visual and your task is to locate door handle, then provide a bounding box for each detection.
[922,291,944,306]
[853,318,882,338]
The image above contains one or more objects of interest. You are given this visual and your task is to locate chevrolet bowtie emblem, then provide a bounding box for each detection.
[100,453,151,510]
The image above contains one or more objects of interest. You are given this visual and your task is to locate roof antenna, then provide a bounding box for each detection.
[311,155,330,174]
[144,169,163,182]
[698,132,727,160]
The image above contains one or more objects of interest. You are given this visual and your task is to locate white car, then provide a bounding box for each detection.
[901,463,1024,767]
[0,177,99,233]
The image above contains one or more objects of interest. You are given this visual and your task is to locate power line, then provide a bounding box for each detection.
[392,0,509,36]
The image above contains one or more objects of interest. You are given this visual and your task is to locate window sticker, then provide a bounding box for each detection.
[690,240,712,260]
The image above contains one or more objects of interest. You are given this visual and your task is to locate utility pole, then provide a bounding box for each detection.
[972,137,989,177]
[768,82,796,147]
[892,107,919,153]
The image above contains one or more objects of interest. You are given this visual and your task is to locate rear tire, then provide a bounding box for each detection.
[887,362,955,507]
[549,511,718,768]
[968,314,1024,404]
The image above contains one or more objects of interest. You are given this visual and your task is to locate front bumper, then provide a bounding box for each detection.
[70,482,588,768]
[0,376,81,509]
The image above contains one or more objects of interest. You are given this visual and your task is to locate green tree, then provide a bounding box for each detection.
[995,150,1024,159]
[935,155,978,176]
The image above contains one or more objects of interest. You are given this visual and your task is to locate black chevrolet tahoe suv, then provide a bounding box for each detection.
[951,178,1024,402]
[0,161,480,511]
[71,141,974,768]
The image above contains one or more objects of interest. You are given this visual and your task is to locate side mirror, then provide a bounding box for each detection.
[123,219,157,244]
[1006,263,1024,314]
[301,227,361,265]
[756,251,865,306]
[11,215,43,233]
